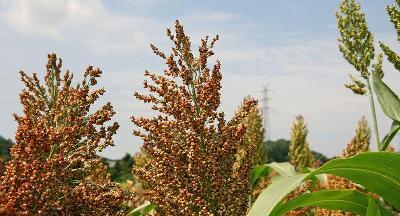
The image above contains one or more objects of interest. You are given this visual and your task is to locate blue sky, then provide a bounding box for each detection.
[0,0,399,159]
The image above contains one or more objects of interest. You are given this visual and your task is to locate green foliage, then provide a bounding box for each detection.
[372,68,400,151]
[127,201,157,216]
[372,71,400,123]
[0,135,13,163]
[381,121,400,151]
[249,173,309,216]
[249,152,400,215]
[367,196,383,216]
[272,190,391,216]
[311,150,329,163]
[103,153,134,182]
[265,139,290,163]
[265,139,328,164]
[249,165,270,189]
[289,115,314,172]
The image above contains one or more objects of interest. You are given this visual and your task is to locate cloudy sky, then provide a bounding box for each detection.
[1,0,399,159]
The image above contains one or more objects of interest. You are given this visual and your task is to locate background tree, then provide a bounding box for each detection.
[0,54,128,215]
[289,115,314,172]
[265,139,290,163]
[132,21,258,215]
[0,136,13,167]
[104,153,134,182]
[265,139,328,164]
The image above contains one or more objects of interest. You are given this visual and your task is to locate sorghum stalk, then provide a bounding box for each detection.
[337,0,381,150]
[366,80,380,150]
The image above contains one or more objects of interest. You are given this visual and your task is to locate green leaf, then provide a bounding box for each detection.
[268,162,297,177]
[250,165,270,188]
[271,190,392,216]
[127,201,157,216]
[248,174,308,216]
[372,71,400,122]
[313,152,400,210]
[249,152,400,215]
[143,203,157,214]
[304,167,328,187]
[380,121,400,151]
[366,196,382,216]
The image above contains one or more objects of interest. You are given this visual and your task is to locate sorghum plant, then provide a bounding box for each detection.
[337,0,383,150]
[132,21,257,215]
[0,54,128,215]
[342,116,370,158]
[234,103,266,171]
[317,117,371,216]
[237,105,267,203]
[243,105,266,166]
[380,1,400,71]
[128,148,151,208]
[289,115,314,172]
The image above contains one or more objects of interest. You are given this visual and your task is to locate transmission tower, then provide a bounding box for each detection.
[262,84,270,141]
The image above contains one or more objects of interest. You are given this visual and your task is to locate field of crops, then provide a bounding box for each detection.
[1,0,400,215]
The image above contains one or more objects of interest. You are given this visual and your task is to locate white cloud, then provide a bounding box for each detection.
[185,11,237,22]
[1,0,399,159]
[0,0,159,53]
[213,35,400,157]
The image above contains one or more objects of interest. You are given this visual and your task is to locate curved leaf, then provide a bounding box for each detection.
[313,152,400,210]
[248,174,308,216]
[250,165,270,188]
[127,201,156,216]
[268,162,297,177]
[367,196,382,216]
[380,121,400,151]
[372,71,400,122]
[271,190,392,216]
[249,152,400,216]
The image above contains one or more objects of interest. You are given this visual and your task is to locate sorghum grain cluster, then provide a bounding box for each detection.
[0,54,128,215]
[132,21,257,215]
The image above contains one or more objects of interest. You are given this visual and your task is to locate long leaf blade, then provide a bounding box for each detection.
[249,152,400,216]
[127,201,156,216]
[366,196,382,216]
[313,152,400,210]
[380,121,400,151]
[272,190,392,216]
[250,165,270,188]
[248,174,308,216]
[372,71,400,122]
[268,162,297,177]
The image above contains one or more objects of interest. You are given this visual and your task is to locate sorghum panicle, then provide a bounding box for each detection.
[289,115,314,172]
[132,21,257,215]
[0,54,128,215]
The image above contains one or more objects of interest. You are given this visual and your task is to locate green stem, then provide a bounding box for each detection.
[367,78,380,151]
